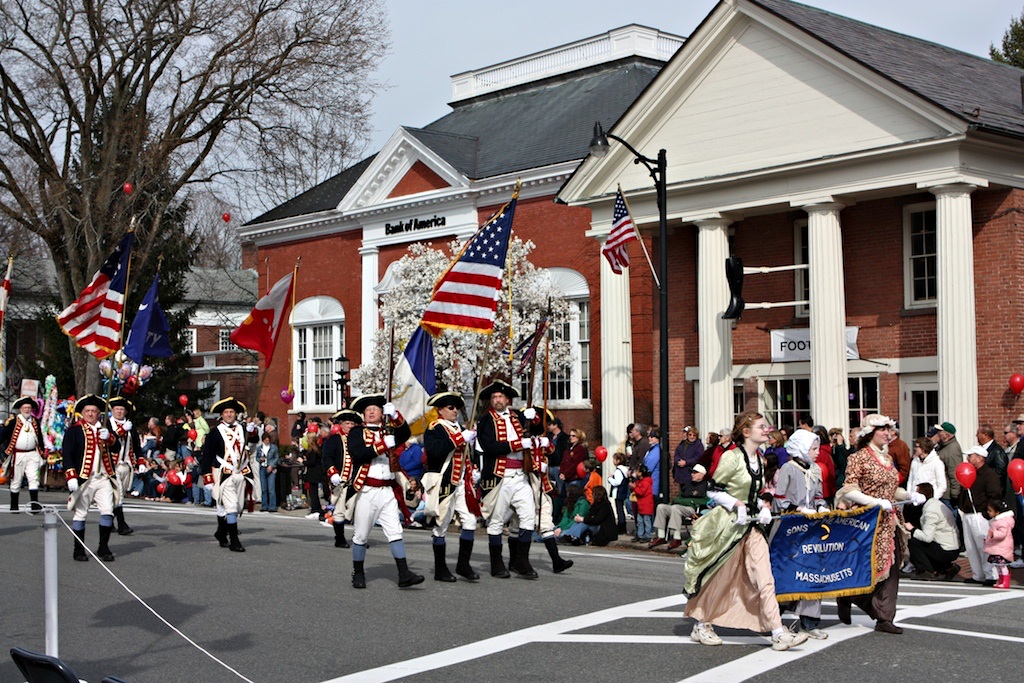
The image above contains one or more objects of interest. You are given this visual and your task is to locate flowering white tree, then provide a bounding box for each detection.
[353,237,575,412]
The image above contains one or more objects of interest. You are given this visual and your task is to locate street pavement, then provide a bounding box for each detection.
[1,490,1022,682]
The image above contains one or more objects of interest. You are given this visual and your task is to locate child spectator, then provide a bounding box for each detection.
[985,499,1016,589]
[582,458,602,503]
[608,452,631,534]
[632,465,655,542]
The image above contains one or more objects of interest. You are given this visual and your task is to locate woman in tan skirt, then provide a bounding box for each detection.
[683,410,808,651]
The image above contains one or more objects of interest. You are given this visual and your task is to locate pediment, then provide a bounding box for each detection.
[562,1,965,204]
[337,128,470,212]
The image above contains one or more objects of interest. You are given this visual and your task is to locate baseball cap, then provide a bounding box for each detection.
[925,426,939,437]
[692,464,707,474]
[933,421,956,434]
[966,445,988,458]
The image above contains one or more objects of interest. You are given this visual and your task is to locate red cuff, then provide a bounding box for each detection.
[202,473,214,486]
[451,432,466,447]
[510,440,523,451]
[327,466,338,478]
[65,469,78,480]
[373,439,389,456]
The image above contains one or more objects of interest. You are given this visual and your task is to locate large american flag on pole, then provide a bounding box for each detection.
[602,188,639,274]
[57,233,133,359]
[421,190,518,336]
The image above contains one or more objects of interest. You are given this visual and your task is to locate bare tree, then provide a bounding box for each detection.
[0,0,388,392]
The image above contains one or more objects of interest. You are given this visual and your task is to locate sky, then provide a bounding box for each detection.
[365,0,1023,153]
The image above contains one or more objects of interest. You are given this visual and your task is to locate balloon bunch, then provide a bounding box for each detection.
[99,352,154,395]
[39,375,71,453]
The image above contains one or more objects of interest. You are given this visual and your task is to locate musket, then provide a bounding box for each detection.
[384,319,400,472]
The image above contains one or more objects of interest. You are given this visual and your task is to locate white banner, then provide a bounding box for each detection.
[770,327,859,363]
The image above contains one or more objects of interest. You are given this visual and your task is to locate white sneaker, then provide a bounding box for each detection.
[771,630,809,651]
[690,623,723,646]
[799,627,828,640]
[900,562,916,574]
[305,512,320,519]
[1010,559,1024,569]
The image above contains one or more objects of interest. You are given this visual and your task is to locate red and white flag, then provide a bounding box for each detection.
[230,271,294,366]
[57,233,133,359]
[602,189,639,274]
[0,257,12,332]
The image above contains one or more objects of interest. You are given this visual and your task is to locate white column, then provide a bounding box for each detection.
[931,184,978,444]
[695,218,734,436]
[599,236,634,477]
[805,202,848,431]
[358,244,379,372]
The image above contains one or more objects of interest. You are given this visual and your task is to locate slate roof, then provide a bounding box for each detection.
[247,58,664,226]
[184,267,257,307]
[749,0,1024,138]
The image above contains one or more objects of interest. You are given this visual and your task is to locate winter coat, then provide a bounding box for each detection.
[583,499,619,546]
[984,510,1016,562]
[633,475,654,516]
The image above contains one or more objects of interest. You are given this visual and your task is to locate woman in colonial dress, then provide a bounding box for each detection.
[834,414,924,634]
[683,411,808,651]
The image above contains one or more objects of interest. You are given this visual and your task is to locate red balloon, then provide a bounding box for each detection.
[955,462,977,490]
[576,461,586,479]
[178,394,189,407]
[122,375,139,394]
[306,423,319,434]
[1009,459,1024,494]
[184,456,195,468]
[122,182,133,195]
[156,482,167,494]
[167,471,182,486]
[187,429,198,441]
[330,423,342,435]
[181,472,193,488]
[594,445,608,462]
[1011,374,1024,395]
[222,212,231,223]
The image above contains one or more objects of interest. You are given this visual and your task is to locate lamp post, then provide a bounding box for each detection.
[589,121,670,502]
[334,356,350,410]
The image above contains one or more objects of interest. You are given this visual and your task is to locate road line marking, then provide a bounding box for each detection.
[899,623,1024,643]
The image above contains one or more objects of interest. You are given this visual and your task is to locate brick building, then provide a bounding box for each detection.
[240,26,683,447]
[559,0,1024,451]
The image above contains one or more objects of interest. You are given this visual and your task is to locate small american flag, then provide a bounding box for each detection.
[57,233,133,359]
[421,190,518,336]
[602,189,638,274]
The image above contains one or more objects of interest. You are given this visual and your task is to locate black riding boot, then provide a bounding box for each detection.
[73,527,88,561]
[29,490,41,513]
[114,506,133,535]
[395,557,424,587]
[97,525,115,561]
[227,522,245,552]
[545,537,574,573]
[507,537,520,571]
[433,543,456,582]
[333,522,349,548]
[9,491,18,512]
[352,560,366,588]
[455,537,480,581]
[513,536,538,579]
[488,541,510,578]
[215,517,229,547]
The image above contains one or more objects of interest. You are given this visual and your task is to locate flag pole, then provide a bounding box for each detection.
[0,255,12,377]
[618,184,659,289]
[116,218,138,352]
[253,257,299,417]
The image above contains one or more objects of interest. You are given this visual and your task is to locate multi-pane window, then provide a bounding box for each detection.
[733,381,746,421]
[909,389,939,445]
[848,376,879,430]
[218,329,237,351]
[905,205,937,306]
[291,296,346,411]
[185,328,197,353]
[545,300,590,403]
[762,378,810,431]
[794,220,809,317]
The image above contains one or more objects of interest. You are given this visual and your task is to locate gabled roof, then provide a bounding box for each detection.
[749,0,1024,138]
[183,268,257,307]
[248,155,376,226]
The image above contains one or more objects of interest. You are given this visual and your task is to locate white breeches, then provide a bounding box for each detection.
[486,470,535,535]
[431,482,477,538]
[10,451,43,492]
[73,475,115,522]
[115,462,133,497]
[216,472,247,516]
[351,486,404,544]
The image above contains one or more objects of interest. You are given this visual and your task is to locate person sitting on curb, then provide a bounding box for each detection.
[650,464,710,550]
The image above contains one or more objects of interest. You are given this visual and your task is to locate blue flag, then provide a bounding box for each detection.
[391,326,437,434]
[123,273,173,363]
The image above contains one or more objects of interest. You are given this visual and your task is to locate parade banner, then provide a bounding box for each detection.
[769,507,881,601]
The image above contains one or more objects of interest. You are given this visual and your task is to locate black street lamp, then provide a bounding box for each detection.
[334,356,350,410]
[589,121,670,503]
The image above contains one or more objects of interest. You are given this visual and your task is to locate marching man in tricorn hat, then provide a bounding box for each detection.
[107,395,139,536]
[201,397,252,553]
[2,396,45,513]
[345,393,422,589]
[324,408,361,549]
[422,391,481,582]
[63,395,118,561]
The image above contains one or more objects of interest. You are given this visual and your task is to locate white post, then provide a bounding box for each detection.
[358,245,380,382]
[694,218,734,436]
[805,202,849,431]
[931,184,978,445]
[43,508,59,657]
[599,236,634,481]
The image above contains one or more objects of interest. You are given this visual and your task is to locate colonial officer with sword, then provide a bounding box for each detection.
[201,397,255,553]
[2,396,45,513]
[324,408,361,549]
[63,395,119,561]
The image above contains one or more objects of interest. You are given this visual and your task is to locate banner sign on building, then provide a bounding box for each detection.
[769,507,881,601]
[770,326,860,363]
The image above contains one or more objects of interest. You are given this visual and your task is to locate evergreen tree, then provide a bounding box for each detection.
[991,10,1024,68]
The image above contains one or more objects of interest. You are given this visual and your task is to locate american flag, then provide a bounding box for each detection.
[57,233,133,359]
[602,188,639,274]
[421,192,518,336]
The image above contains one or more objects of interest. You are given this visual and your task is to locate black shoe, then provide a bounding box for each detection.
[964,577,986,585]
[396,557,424,587]
[836,598,851,625]
[942,565,960,581]
[544,537,573,574]
[335,538,351,548]
[117,526,134,536]
[874,621,903,634]
[983,579,997,587]
[215,518,229,548]
[433,543,456,582]
[97,547,116,562]
[352,571,366,589]
[97,526,115,561]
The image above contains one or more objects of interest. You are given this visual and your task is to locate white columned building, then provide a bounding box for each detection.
[694,217,734,434]
[803,201,849,431]
[598,235,635,456]
[930,183,979,441]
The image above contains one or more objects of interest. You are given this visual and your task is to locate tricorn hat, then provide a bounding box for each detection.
[107,396,136,416]
[351,393,387,414]
[211,396,247,414]
[427,392,465,411]
[74,394,106,414]
[479,380,519,401]
[11,397,38,412]
[331,409,362,425]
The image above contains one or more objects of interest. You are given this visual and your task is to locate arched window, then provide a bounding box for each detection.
[291,296,346,411]
[533,268,591,408]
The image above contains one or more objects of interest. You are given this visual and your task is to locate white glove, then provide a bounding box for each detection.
[876,498,893,512]
[222,465,234,474]
[383,434,396,449]
[523,408,537,421]
[330,473,342,486]
[66,478,79,493]
[520,437,533,450]
[461,429,476,444]
[471,469,481,485]
[246,423,256,433]
[123,420,133,432]
[137,465,146,474]
[756,507,773,525]
[539,437,550,449]
[98,428,110,441]
[733,503,748,526]
[383,402,398,419]
[204,482,214,492]
[798,506,816,515]
[909,492,926,506]
[816,504,830,514]
[540,461,548,473]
